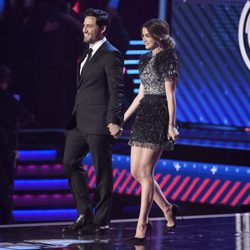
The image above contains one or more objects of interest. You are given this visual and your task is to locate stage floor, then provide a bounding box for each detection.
[0,214,249,250]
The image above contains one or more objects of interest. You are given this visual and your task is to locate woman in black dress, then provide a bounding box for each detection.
[123,19,179,242]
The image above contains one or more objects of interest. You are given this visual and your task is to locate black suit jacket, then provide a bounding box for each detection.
[67,41,124,135]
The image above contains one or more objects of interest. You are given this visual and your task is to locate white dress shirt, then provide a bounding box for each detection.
[79,37,107,74]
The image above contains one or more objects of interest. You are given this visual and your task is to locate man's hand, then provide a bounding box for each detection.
[107,123,123,138]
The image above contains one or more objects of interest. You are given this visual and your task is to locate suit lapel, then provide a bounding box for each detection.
[77,51,88,88]
[78,42,108,89]
[77,63,81,86]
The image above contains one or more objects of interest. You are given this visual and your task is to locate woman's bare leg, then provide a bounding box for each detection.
[153,180,175,226]
[130,146,162,238]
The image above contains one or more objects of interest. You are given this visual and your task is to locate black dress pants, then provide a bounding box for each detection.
[63,129,113,226]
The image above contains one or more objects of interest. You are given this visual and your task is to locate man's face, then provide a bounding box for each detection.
[82,16,104,44]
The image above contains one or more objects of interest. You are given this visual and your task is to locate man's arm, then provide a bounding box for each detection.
[105,50,124,127]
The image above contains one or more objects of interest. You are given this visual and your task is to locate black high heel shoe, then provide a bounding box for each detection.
[131,220,153,245]
[165,204,179,233]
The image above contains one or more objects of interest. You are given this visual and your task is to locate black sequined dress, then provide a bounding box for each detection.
[128,48,179,150]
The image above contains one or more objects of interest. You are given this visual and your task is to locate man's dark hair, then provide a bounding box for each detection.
[0,65,11,84]
[83,8,110,35]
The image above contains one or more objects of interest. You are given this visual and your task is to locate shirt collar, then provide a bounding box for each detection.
[89,37,107,55]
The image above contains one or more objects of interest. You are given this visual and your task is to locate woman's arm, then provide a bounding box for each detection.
[123,83,145,123]
[165,79,178,140]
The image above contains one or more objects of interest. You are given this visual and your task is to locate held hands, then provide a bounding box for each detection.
[107,123,123,139]
[167,125,179,142]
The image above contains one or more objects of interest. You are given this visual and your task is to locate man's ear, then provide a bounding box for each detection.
[101,25,107,35]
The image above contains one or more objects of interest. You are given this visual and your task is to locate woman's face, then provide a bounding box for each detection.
[141,27,159,50]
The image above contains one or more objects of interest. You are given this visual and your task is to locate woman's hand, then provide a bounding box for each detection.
[167,126,179,142]
[107,123,123,139]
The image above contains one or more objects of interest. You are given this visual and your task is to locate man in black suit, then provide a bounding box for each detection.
[62,8,124,235]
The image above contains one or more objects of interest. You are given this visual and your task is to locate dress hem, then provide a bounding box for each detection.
[128,141,173,151]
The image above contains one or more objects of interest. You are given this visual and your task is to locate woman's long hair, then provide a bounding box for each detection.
[141,19,175,49]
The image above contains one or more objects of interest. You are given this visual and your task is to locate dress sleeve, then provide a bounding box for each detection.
[138,52,151,76]
[161,49,179,81]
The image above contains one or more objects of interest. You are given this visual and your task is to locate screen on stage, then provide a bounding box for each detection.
[171,0,250,127]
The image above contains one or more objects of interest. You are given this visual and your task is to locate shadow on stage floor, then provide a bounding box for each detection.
[0,213,249,250]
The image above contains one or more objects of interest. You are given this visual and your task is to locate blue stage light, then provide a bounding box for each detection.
[13,209,77,221]
[18,150,57,161]
[14,179,69,191]
[126,50,148,55]
[127,69,139,74]
[0,0,5,16]
[124,59,140,65]
[129,40,144,45]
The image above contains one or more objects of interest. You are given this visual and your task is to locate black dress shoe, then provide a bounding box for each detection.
[62,214,91,233]
[130,220,152,245]
[165,204,179,233]
[78,223,109,235]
